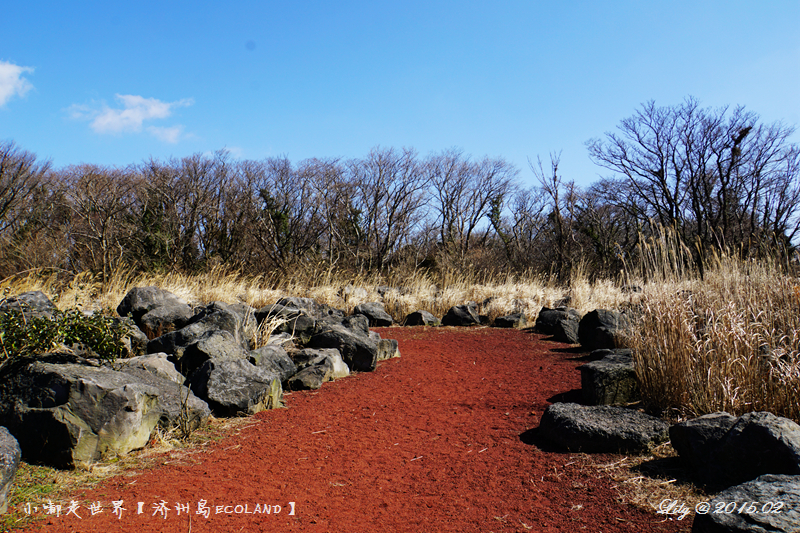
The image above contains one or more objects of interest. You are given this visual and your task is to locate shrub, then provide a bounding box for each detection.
[0,311,57,358]
[0,305,130,361]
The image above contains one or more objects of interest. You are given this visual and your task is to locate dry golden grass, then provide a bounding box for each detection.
[624,233,800,422]
[0,265,629,325]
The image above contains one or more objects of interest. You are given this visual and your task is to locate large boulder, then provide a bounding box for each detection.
[307,324,379,372]
[223,302,258,330]
[0,355,161,469]
[441,304,480,327]
[292,348,334,370]
[286,347,352,390]
[275,297,323,316]
[534,307,578,335]
[286,359,334,391]
[534,307,580,343]
[249,345,297,382]
[147,306,249,358]
[194,302,258,345]
[353,302,393,327]
[254,303,298,325]
[115,317,149,357]
[377,339,400,361]
[189,359,283,417]
[265,332,296,349]
[671,411,800,488]
[276,297,344,321]
[185,303,252,347]
[0,427,21,514]
[552,317,580,344]
[493,313,528,329]
[116,365,210,433]
[670,412,738,478]
[316,313,372,338]
[0,291,58,320]
[403,310,440,326]
[325,349,352,379]
[173,330,250,378]
[135,304,196,340]
[291,348,349,378]
[113,353,185,385]
[255,303,318,343]
[116,287,194,338]
[578,353,640,405]
[117,286,188,319]
[342,314,371,337]
[691,474,800,532]
[537,403,669,453]
[578,309,628,350]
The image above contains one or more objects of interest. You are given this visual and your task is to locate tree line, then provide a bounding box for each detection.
[2,97,799,283]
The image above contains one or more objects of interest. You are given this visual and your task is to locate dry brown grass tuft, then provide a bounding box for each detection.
[624,234,800,422]
[589,443,709,515]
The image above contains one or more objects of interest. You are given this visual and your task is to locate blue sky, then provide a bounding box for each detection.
[1,1,799,188]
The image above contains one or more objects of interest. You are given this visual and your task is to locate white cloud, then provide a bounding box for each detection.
[67,103,94,121]
[0,60,34,107]
[69,93,194,143]
[147,125,184,144]
[89,94,193,134]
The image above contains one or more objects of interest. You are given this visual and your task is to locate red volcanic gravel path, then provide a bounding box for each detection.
[17,327,688,532]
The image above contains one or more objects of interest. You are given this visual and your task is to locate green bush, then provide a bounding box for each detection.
[0,306,130,361]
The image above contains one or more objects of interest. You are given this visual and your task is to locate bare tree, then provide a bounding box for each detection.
[502,186,549,271]
[60,164,140,281]
[348,147,431,270]
[195,158,253,268]
[304,157,361,269]
[530,153,582,279]
[240,156,327,273]
[0,141,52,236]
[587,97,800,253]
[128,159,182,271]
[572,182,632,277]
[172,152,225,270]
[0,142,71,276]
[428,149,518,266]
